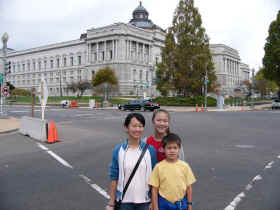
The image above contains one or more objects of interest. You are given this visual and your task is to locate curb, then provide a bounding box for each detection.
[0,128,19,134]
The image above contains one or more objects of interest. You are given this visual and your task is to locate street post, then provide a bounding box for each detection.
[1,32,9,116]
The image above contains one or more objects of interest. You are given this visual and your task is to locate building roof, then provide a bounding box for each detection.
[128,2,164,32]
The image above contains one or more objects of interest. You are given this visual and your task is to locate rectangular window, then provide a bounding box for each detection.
[22,64,25,72]
[102,52,104,61]
[146,71,148,81]
[110,50,113,60]
[94,53,97,61]
[70,57,74,66]
[38,61,41,70]
[64,57,67,67]
[33,62,36,71]
[44,60,47,69]
[50,60,53,68]
[57,58,60,68]
[78,56,81,65]
[27,63,30,72]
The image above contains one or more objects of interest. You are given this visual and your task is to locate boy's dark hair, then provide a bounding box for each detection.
[162,133,181,148]
[124,112,145,128]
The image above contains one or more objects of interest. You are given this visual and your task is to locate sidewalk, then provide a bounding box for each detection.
[0,117,20,134]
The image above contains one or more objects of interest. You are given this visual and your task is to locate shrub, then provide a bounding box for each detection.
[153,96,217,106]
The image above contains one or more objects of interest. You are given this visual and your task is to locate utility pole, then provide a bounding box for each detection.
[1,32,9,116]
[204,70,208,111]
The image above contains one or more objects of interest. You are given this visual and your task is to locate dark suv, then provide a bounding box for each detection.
[118,99,160,111]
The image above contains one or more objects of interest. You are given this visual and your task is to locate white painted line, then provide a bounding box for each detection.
[278,155,280,159]
[264,161,274,169]
[79,174,110,199]
[245,184,253,191]
[90,184,110,199]
[75,114,94,117]
[224,192,245,210]
[46,150,73,169]
[252,175,262,182]
[37,143,49,151]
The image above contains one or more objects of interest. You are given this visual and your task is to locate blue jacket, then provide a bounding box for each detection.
[109,139,157,201]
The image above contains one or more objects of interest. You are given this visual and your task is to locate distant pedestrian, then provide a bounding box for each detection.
[149,133,196,210]
[106,113,157,210]
[145,109,184,162]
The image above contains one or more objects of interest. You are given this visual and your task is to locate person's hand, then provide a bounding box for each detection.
[105,205,114,210]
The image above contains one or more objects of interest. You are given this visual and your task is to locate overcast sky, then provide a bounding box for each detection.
[0,0,279,72]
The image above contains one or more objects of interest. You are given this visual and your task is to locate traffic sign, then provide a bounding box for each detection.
[2,85,9,96]
[0,73,3,84]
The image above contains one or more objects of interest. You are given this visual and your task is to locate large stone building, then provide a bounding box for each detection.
[1,2,250,97]
[210,44,250,96]
[1,2,165,97]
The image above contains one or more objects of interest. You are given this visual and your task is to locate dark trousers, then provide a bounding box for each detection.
[158,195,188,210]
[120,202,150,210]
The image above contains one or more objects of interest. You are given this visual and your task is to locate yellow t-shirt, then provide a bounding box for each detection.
[149,159,196,203]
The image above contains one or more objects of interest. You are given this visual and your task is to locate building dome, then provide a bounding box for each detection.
[129,2,163,31]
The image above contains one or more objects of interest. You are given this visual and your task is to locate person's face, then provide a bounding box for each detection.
[125,117,144,140]
[153,112,169,135]
[164,142,180,161]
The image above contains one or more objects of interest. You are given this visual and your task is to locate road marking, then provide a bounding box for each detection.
[235,145,255,149]
[75,114,94,117]
[252,174,262,182]
[46,150,74,169]
[36,143,73,169]
[9,110,40,113]
[264,161,274,169]
[224,175,262,210]
[79,174,110,199]
[224,192,245,210]
[277,155,280,159]
[36,143,109,199]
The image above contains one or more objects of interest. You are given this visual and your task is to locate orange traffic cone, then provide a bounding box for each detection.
[195,104,199,112]
[200,104,204,112]
[47,120,59,143]
[241,105,245,112]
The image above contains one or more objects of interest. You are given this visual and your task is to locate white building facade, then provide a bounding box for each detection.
[1,3,165,97]
[210,44,251,96]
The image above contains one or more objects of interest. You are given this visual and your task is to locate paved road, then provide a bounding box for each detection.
[1,106,280,210]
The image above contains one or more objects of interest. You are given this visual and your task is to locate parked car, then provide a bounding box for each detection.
[272,99,280,110]
[118,99,160,111]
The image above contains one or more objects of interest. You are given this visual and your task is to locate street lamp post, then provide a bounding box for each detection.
[204,70,208,111]
[1,32,9,116]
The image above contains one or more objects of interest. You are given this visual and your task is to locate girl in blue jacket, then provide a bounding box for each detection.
[106,113,157,210]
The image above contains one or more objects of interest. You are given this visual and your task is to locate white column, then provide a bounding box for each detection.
[129,40,131,60]
[136,41,139,62]
[97,42,99,62]
[142,44,144,62]
[112,40,115,60]
[116,40,118,60]
[104,41,107,61]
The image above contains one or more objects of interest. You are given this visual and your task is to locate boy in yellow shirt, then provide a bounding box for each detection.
[149,133,196,210]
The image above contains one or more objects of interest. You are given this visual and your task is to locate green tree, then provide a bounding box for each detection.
[6,82,15,91]
[10,88,31,97]
[263,10,280,87]
[255,68,278,97]
[156,0,216,96]
[66,80,92,97]
[92,66,119,97]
